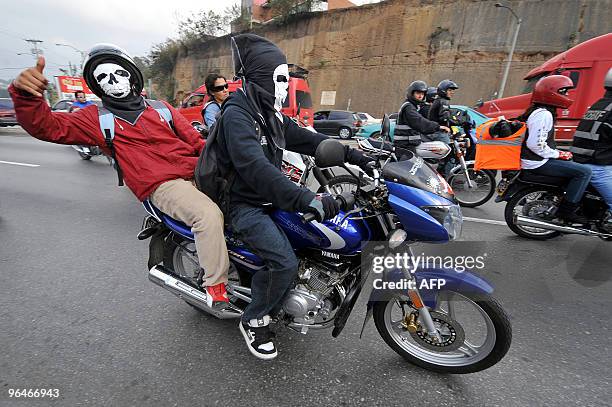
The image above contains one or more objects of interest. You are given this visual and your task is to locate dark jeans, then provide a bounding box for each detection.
[527,159,592,203]
[229,203,299,322]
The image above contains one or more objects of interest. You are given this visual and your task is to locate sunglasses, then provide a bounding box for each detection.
[211,83,229,92]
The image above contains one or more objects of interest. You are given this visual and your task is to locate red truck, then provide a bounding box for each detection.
[178,64,314,127]
[477,33,612,143]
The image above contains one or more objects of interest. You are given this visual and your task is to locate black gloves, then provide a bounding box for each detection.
[306,194,340,221]
[344,146,375,175]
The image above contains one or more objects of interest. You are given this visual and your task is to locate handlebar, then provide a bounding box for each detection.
[302,192,356,223]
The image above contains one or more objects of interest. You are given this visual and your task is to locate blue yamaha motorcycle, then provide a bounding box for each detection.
[138,117,511,373]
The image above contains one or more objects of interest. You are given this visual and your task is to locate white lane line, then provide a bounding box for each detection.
[463,216,507,226]
[0,160,40,167]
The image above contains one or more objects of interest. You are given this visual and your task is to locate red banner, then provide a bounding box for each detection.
[56,76,93,94]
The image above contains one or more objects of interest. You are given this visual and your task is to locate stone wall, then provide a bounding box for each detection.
[170,0,611,115]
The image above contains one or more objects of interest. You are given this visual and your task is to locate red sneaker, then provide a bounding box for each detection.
[205,283,229,307]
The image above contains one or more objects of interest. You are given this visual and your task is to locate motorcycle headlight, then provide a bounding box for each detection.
[421,204,463,241]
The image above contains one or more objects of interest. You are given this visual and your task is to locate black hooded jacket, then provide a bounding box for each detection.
[428,96,452,126]
[216,89,326,211]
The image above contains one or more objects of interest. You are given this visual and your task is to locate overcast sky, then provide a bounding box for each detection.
[0,0,379,81]
[0,0,242,81]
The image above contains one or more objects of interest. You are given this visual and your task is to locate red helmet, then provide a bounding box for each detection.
[531,75,575,109]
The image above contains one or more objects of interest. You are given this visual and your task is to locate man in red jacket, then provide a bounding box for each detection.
[10,44,230,306]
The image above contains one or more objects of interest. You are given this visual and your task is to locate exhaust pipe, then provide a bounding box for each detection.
[515,215,612,238]
[148,265,242,319]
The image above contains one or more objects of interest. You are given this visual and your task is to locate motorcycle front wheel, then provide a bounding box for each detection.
[447,165,495,208]
[373,291,512,374]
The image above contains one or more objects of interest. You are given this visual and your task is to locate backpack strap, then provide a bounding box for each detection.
[97,105,124,186]
[146,99,174,132]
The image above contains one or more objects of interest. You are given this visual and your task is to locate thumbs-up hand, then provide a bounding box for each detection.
[14,56,48,97]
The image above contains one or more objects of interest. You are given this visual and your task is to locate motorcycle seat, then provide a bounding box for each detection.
[519,171,567,186]
[142,199,194,239]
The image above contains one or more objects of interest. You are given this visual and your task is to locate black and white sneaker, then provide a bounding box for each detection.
[239,315,277,360]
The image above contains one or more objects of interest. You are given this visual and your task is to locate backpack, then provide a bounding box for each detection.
[474,118,526,171]
[97,99,173,186]
[194,106,262,217]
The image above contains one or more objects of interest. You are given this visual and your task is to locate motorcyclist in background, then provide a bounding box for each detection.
[519,75,592,223]
[429,79,459,129]
[418,86,438,119]
[394,80,451,151]
[570,67,612,216]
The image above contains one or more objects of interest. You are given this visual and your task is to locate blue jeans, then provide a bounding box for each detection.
[583,164,612,210]
[229,203,299,322]
[528,159,592,203]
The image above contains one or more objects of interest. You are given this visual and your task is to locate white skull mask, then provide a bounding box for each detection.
[93,63,132,98]
[273,64,289,112]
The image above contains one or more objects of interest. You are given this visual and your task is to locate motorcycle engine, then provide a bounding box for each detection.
[282,260,344,325]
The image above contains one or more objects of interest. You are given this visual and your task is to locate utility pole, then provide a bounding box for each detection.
[495,3,522,99]
[25,39,43,59]
[55,43,86,75]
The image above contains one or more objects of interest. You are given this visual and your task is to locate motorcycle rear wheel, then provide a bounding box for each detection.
[504,186,562,240]
[373,291,511,374]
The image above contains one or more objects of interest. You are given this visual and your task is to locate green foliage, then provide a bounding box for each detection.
[178,4,241,40]
[144,5,241,101]
[266,0,323,22]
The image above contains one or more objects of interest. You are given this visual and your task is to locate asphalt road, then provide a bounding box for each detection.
[1,127,610,407]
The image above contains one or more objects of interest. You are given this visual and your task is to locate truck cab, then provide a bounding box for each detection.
[477,33,612,143]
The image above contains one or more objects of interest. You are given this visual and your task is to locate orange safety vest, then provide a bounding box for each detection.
[474,119,526,170]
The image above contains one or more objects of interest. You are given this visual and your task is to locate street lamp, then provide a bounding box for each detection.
[495,2,522,99]
[55,43,86,71]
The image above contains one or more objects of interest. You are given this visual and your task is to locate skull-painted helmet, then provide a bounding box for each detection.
[83,43,143,99]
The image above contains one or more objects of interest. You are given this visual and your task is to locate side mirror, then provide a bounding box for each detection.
[475,99,484,108]
[381,114,391,139]
[315,139,346,168]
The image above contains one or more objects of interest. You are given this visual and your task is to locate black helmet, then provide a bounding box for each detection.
[82,43,143,99]
[425,86,438,102]
[605,67,612,91]
[437,79,459,98]
[407,80,428,102]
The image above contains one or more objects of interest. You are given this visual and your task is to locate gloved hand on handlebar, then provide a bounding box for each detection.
[344,146,376,176]
[306,194,340,221]
[558,151,573,161]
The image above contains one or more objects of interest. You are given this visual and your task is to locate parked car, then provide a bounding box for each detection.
[356,105,488,140]
[313,110,362,139]
[51,99,73,113]
[178,64,314,127]
[51,99,102,113]
[0,97,18,127]
[356,112,380,124]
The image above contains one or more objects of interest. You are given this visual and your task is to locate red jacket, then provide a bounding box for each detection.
[10,84,205,201]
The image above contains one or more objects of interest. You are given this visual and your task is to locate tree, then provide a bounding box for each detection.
[265,0,324,21]
[178,4,241,41]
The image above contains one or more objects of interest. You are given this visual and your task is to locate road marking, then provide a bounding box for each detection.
[0,160,40,167]
[463,216,506,226]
